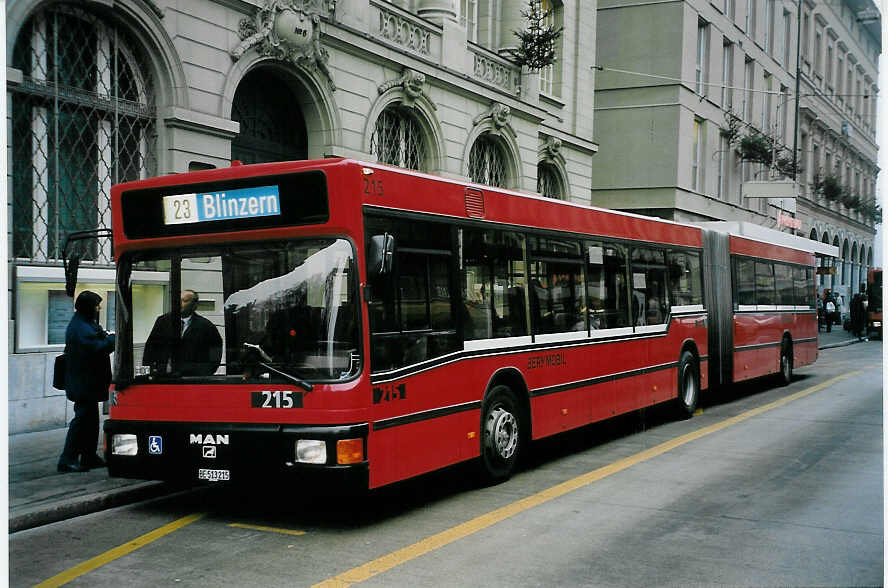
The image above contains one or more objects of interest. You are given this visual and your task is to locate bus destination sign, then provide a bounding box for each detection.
[162,185,281,226]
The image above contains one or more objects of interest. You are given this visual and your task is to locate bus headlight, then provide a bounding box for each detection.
[873,321,881,328]
[112,434,138,456]
[296,439,327,464]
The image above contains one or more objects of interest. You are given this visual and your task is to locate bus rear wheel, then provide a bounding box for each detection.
[479,385,521,484]
[778,341,793,386]
[675,350,699,419]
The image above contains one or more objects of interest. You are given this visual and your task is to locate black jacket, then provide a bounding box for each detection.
[142,312,223,376]
[65,313,115,402]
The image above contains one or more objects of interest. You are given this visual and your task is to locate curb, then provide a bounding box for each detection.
[818,337,866,350]
[9,480,177,533]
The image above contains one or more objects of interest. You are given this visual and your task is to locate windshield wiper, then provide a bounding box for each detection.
[243,343,313,392]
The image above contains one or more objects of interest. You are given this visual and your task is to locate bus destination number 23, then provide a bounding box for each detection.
[251,390,303,409]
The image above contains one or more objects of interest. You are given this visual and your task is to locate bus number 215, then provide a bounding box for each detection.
[251,390,303,408]
[363,177,384,197]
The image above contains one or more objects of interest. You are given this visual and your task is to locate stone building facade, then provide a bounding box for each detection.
[6,0,597,432]
[590,0,880,306]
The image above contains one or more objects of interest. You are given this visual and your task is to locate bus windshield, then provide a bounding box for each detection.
[121,238,360,384]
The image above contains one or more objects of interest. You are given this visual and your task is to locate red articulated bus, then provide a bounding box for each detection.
[697,222,823,389]
[64,158,822,489]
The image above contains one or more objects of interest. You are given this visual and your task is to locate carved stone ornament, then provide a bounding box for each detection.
[232,0,336,90]
[473,103,513,136]
[377,69,435,109]
[542,136,562,160]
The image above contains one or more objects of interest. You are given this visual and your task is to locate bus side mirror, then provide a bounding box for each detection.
[62,228,113,297]
[368,233,395,277]
[64,253,81,297]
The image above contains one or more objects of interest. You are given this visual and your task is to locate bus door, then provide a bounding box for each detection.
[629,247,671,407]
[365,216,465,485]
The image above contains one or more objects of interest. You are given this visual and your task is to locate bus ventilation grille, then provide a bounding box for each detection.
[465,189,485,218]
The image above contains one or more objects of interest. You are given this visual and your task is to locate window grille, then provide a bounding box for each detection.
[537,163,561,199]
[468,134,507,188]
[371,107,427,171]
[10,4,156,264]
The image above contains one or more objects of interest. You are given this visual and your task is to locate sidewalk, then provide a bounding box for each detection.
[8,329,869,533]
[9,416,182,533]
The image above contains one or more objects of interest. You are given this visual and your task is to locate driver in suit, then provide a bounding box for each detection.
[142,289,222,376]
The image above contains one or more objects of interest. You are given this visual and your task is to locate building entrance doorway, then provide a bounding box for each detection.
[231,68,308,164]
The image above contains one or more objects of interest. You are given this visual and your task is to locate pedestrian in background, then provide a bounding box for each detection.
[57,290,115,473]
[851,284,868,341]
[823,291,836,333]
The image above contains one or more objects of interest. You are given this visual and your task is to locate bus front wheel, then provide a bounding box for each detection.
[675,350,699,419]
[479,385,521,484]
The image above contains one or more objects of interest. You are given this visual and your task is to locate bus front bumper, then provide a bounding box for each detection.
[104,420,369,489]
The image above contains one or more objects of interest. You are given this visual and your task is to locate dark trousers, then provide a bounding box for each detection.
[59,400,99,466]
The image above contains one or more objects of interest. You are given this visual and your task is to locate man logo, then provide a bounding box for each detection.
[202,446,217,459]
[189,433,229,445]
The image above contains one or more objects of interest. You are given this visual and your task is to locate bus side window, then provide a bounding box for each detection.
[365,216,458,372]
[631,247,668,326]
[805,268,815,306]
[775,264,794,306]
[666,250,703,308]
[528,236,585,335]
[584,240,629,329]
[755,262,776,306]
[461,228,494,341]
[461,229,527,340]
[793,266,808,307]
[734,258,755,308]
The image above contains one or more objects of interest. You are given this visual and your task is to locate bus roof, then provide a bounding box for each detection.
[695,221,839,259]
[354,159,706,232]
[113,158,707,249]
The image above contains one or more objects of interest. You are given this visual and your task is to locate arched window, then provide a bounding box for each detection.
[371,106,427,171]
[468,134,508,188]
[537,162,563,199]
[11,3,156,263]
[231,69,307,165]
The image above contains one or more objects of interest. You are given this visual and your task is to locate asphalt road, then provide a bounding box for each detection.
[11,342,883,587]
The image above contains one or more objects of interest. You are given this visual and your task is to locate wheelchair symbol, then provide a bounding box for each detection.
[148,436,163,455]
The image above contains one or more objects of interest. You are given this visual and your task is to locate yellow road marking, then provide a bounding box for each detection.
[313,371,861,588]
[34,513,205,588]
[228,523,306,536]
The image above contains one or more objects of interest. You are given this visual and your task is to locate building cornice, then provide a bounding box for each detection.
[161,107,241,139]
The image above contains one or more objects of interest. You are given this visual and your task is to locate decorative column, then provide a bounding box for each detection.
[498,0,526,55]
[417,0,457,26]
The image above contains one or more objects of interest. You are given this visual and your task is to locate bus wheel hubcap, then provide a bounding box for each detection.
[683,366,696,405]
[486,408,518,460]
